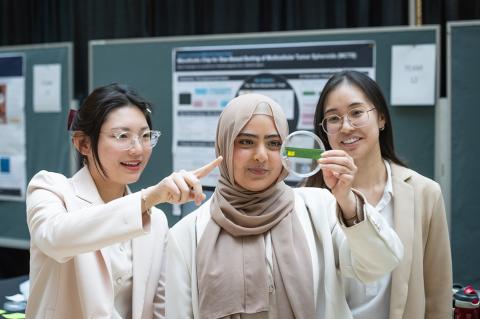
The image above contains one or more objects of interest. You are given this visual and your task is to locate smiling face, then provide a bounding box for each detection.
[232,114,283,192]
[82,105,153,191]
[323,83,385,163]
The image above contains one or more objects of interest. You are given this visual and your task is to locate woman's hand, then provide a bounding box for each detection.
[145,156,223,207]
[318,150,357,218]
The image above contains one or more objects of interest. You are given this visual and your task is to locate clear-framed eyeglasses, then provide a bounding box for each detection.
[104,130,161,150]
[320,106,376,135]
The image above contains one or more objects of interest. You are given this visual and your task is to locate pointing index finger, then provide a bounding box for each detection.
[193,156,223,179]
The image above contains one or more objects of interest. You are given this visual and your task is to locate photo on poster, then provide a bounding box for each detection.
[0,83,6,124]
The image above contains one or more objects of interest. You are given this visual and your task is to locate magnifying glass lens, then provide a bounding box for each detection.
[281,130,325,178]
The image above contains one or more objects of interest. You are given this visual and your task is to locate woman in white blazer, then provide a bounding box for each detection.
[26,83,221,319]
[165,93,403,319]
[306,71,452,319]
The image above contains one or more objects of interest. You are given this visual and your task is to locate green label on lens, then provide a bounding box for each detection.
[285,147,323,159]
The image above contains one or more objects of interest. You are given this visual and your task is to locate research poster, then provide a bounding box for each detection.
[0,54,26,200]
[172,41,375,186]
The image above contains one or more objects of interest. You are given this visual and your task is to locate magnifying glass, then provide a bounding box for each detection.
[280,130,325,178]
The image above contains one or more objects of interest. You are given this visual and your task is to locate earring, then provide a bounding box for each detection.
[379,127,385,131]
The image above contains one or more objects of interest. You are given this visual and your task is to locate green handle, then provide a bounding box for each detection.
[284,147,323,160]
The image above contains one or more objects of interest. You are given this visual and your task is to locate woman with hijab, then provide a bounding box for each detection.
[165,93,404,319]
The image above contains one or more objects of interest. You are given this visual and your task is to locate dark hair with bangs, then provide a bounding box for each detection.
[305,70,406,187]
[71,83,153,178]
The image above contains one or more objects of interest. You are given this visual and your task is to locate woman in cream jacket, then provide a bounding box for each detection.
[306,70,452,319]
[26,83,220,319]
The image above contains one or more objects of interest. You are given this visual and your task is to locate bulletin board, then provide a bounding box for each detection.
[0,43,72,248]
[90,26,439,225]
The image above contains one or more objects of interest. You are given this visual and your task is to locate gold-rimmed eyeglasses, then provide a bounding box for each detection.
[320,107,376,135]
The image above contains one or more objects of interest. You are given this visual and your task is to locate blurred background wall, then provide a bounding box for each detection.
[1,0,479,102]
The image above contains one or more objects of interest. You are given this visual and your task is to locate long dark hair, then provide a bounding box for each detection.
[305,70,406,187]
[71,83,153,177]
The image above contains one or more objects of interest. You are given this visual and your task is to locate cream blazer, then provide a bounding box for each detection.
[387,163,452,319]
[26,167,168,319]
[165,187,404,319]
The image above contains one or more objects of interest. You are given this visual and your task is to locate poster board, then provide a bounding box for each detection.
[90,26,439,225]
[0,43,72,248]
[448,20,480,287]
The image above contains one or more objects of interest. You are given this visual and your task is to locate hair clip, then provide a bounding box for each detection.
[145,108,152,114]
[67,109,78,131]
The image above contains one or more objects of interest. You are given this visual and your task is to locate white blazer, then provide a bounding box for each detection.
[26,167,168,319]
[165,187,404,319]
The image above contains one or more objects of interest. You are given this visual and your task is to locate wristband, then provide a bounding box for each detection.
[344,193,360,226]
[141,189,152,216]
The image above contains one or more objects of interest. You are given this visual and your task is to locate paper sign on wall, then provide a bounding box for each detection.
[33,64,61,112]
[390,44,436,106]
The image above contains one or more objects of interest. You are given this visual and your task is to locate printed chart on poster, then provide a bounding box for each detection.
[172,41,375,186]
[0,54,26,201]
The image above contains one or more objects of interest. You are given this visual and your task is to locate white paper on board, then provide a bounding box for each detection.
[391,44,436,106]
[33,64,61,112]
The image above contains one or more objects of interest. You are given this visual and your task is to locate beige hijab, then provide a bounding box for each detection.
[196,93,315,319]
